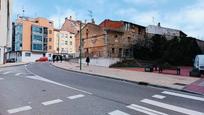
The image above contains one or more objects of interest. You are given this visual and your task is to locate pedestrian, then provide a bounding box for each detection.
[52,55,55,63]
[60,55,63,63]
[86,56,90,66]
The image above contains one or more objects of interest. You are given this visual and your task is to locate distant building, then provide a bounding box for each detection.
[13,17,54,62]
[61,16,85,34]
[146,23,187,40]
[75,19,146,59]
[53,29,76,57]
[0,0,12,64]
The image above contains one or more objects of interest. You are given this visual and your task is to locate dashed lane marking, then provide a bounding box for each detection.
[152,95,166,99]
[7,106,32,114]
[67,94,85,100]
[15,73,22,76]
[108,110,130,115]
[3,71,11,75]
[42,99,63,106]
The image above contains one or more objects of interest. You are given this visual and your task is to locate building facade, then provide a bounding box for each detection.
[53,29,76,57]
[0,0,12,64]
[75,19,146,58]
[146,24,187,40]
[14,17,54,62]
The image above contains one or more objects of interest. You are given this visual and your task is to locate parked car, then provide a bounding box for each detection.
[190,55,204,77]
[6,58,16,63]
[194,55,204,74]
[36,57,48,62]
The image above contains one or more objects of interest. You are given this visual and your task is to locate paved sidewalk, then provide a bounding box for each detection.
[0,62,27,68]
[51,62,200,92]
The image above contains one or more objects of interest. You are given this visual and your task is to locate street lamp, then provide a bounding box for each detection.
[79,21,82,70]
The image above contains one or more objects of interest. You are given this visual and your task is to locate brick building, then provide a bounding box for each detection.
[75,19,146,58]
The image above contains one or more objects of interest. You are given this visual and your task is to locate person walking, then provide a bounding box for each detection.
[86,56,90,66]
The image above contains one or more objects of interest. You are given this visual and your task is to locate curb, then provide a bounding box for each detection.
[0,63,27,68]
[51,63,204,96]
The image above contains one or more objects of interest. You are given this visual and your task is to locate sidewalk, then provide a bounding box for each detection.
[51,62,201,93]
[0,62,27,68]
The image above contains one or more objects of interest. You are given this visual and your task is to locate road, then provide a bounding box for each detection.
[0,62,204,115]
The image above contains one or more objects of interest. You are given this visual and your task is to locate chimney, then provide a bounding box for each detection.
[91,18,95,24]
[85,19,87,24]
[158,22,161,27]
[69,16,72,20]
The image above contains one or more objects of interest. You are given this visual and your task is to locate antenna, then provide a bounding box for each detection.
[22,6,25,17]
[88,10,93,19]
[152,17,155,25]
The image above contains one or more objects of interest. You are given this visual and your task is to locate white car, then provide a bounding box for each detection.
[194,55,204,73]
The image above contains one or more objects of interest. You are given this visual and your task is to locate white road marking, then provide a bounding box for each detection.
[3,71,11,75]
[0,78,4,80]
[108,110,130,115]
[7,106,32,114]
[141,99,204,115]
[24,65,92,95]
[152,95,166,99]
[162,91,204,101]
[42,99,63,106]
[127,104,168,115]
[67,94,85,100]
[15,73,22,76]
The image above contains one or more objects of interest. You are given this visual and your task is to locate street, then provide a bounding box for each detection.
[0,63,204,115]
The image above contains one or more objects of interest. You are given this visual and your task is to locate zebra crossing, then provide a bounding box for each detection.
[109,91,204,115]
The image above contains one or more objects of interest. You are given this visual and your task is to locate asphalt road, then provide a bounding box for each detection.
[0,62,204,115]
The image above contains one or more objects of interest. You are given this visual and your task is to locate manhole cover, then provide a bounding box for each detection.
[42,90,46,92]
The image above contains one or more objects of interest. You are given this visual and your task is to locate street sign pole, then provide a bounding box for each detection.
[80,22,82,70]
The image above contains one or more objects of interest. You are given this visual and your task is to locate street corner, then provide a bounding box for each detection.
[183,78,204,95]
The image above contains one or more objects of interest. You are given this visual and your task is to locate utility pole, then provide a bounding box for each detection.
[79,21,82,70]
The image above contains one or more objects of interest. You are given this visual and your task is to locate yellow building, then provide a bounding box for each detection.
[54,29,76,57]
[14,17,54,62]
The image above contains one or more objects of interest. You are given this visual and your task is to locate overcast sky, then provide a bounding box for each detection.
[13,0,204,40]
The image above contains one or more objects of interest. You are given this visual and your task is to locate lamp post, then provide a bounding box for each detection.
[79,21,82,70]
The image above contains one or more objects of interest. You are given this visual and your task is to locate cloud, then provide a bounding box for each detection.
[123,0,167,5]
[49,8,77,28]
[118,0,204,40]
[117,8,160,26]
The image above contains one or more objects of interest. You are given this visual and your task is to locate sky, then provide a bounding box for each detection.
[13,0,204,40]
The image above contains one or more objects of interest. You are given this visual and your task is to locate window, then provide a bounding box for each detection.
[112,48,115,53]
[49,30,52,34]
[115,35,118,38]
[49,46,52,50]
[128,37,131,42]
[49,38,52,42]
[70,41,72,45]
[32,35,43,43]
[32,44,43,51]
[70,36,72,39]
[65,41,68,45]
[32,26,42,33]
[25,53,31,57]
[43,27,48,35]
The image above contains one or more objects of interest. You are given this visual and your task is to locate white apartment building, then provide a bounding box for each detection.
[146,23,187,40]
[54,29,76,57]
[0,0,12,64]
